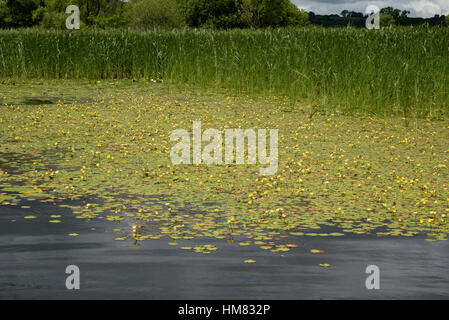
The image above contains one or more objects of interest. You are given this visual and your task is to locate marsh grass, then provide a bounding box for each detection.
[0,27,448,117]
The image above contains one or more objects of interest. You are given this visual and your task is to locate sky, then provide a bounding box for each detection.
[291,0,449,17]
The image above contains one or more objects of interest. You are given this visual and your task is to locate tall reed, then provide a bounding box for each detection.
[1,27,448,117]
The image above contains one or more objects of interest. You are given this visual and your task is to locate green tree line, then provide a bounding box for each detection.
[0,0,309,29]
[310,7,447,28]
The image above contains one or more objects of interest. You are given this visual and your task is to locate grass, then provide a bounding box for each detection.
[1,79,448,254]
[0,27,448,117]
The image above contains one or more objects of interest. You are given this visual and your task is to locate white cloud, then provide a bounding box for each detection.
[407,0,449,16]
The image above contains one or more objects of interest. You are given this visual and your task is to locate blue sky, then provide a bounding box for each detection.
[292,0,449,17]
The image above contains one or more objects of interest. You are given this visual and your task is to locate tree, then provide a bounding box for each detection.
[32,0,72,29]
[126,0,184,29]
[181,0,308,29]
[446,15,449,26]
[380,7,409,25]
[397,10,410,25]
[380,13,395,27]
[283,2,308,27]
[0,0,9,28]
[240,0,260,28]
[239,0,308,28]
[30,0,130,29]
[92,0,128,28]
[380,7,400,20]
[347,11,363,18]
[181,0,243,28]
[254,0,288,27]
[4,0,40,27]
[73,0,106,25]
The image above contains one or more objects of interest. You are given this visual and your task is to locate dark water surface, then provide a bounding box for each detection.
[1,200,448,300]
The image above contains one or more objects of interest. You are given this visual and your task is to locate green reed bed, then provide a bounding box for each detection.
[0,27,448,117]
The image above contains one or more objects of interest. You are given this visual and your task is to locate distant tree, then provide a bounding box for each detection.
[3,0,40,27]
[380,13,395,27]
[94,0,129,28]
[308,12,373,28]
[32,0,72,29]
[29,0,131,29]
[446,15,449,26]
[181,0,243,28]
[0,0,9,28]
[239,0,291,27]
[126,0,184,29]
[341,10,349,18]
[380,6,400,25]
[380,6,400,19]
[73,0,106,25]
[282,1,308,26]
[380,7,409,25]
[347,11,363,18]
[397,10,410,25]
[30,0,124,29]
[181,0,308,29]
[239,0,260,28]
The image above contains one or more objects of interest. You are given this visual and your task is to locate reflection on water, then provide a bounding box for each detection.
[1,199,449,299]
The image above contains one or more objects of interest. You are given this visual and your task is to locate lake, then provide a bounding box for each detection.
[1,199,448,300]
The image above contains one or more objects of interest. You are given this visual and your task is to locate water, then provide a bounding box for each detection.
[1,199,449,299]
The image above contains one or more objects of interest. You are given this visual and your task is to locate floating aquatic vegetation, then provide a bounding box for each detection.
[244,259,256,263]
[0,80,448,260]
